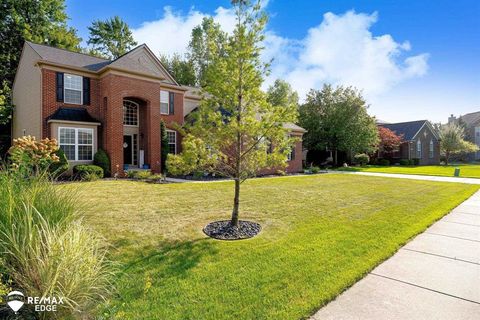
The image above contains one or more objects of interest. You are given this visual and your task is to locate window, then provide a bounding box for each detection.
[123,100,139,126]
[166,130,177,154]
[429,140,434,158]
[160,91,169,115]
[287,147,295,161]
[416,140,422,158]
[64,74,82,104]
[59,127,94,161]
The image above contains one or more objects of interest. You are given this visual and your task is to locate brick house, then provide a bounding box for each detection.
[12,41,305,175]
[378,120,441,165]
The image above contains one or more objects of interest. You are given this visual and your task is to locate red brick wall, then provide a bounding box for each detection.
[259,136,304,175]
[41,69,102,138]
[41,68,185,174]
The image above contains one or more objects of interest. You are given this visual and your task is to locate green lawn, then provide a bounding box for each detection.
[337,163,480,178]
[73,175,478,319]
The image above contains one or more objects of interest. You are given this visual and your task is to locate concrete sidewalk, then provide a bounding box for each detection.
[335,171,480,185]
[311,190,480,320]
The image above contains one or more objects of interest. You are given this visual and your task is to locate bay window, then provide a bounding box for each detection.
[59,127,94,161]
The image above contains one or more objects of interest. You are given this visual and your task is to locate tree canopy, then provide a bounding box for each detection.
[159,53,197,86]
[299,84,378,165]
[439,122,478,165]
[87,16,137,59]
[378,126,403,155]
[167,0,298,227]
[267,79,299,110]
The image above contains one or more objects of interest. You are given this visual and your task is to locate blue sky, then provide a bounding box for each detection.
[65,0,480,123]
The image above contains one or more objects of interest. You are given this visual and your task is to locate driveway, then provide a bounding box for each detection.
[311,189,480,320]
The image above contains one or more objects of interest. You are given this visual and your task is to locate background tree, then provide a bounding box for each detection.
[299,84,378,166]
[378,126,403,157]
[160,120,170,174]
[0,0,81,153]
[167,0,297,229]
[439,122,478,165]
[186,17,227,86]
[88,16,137,59]
[267,79,299,110]
[159,53,197,86]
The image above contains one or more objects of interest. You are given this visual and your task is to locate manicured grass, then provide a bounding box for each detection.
[337,163,480,178]
[71,175,478,319]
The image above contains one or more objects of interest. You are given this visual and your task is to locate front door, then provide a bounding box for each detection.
[123,135,133,165]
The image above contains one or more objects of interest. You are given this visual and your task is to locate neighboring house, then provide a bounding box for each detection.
[378,120,441,165]
[448,111,480,161]
[12,41,305,174]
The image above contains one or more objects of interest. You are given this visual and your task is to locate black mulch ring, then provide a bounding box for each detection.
[203,220,262,240]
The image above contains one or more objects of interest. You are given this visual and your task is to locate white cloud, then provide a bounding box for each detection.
[132,7,429,100]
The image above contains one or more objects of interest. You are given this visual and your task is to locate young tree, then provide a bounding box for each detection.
[160,120,170,173]
[186,17,227,85]
[378,126,403,156]
[87,16,137,59]
[267,79,299,110]
[167,0,297,229]
[299,84,378,166]
[159,53,197,86]
[439,123,478,165]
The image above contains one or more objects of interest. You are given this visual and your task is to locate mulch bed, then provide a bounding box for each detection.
[203,220,261,240]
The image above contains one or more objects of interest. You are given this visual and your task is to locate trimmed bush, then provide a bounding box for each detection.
[399,159,410,166]
[311,166,320,174]
[354,153,370,166]
[135,170,152,179]
[73,164,104,180]
[94,149,111,177]
[412,158,420,165]
[378,159,390,166]
[49,148,69,177]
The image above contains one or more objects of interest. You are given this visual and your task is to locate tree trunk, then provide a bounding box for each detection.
[445,151,449,165]
[231,178,240,226]
[333,149,338,166]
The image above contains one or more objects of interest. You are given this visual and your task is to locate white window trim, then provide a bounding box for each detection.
[166,129,177,154]
[64,73,83,105]
[58,127,94,161]
[160,90,170,115]
[123,100,139,127]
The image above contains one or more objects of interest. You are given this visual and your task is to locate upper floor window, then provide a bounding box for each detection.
[160,91,169,115]
[416,140,422,158]
[64,74,83,104]
[59,127,94,161]
[123,100,139,126]
[166,130,177,154]
[429,140,434,158]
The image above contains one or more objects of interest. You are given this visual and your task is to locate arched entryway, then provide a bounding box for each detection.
[122,97,146,169]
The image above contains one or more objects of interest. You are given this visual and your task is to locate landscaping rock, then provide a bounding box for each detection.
[203,220,261,240]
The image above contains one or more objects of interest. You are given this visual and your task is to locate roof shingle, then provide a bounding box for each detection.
[379,120,427,141]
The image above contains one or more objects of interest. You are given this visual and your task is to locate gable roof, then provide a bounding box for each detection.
[380,120,430,141]
[27,41,110,71]
[47,107,100,123]
[459,111,480,127]
[26,41,179,85]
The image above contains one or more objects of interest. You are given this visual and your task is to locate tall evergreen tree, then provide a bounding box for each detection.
[88,16,137,59]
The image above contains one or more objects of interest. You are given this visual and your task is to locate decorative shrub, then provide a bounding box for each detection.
[8,135,59,173]
[311,166,320,174]
[49,148,69,177]
[378,159,390,166]
[0,169,113,318]
[399,159,410,166]
[354,153,370,166]
[73,164,104,180]
[94,149,111,177]
[412,158,420,165]
[135,170,152,179]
